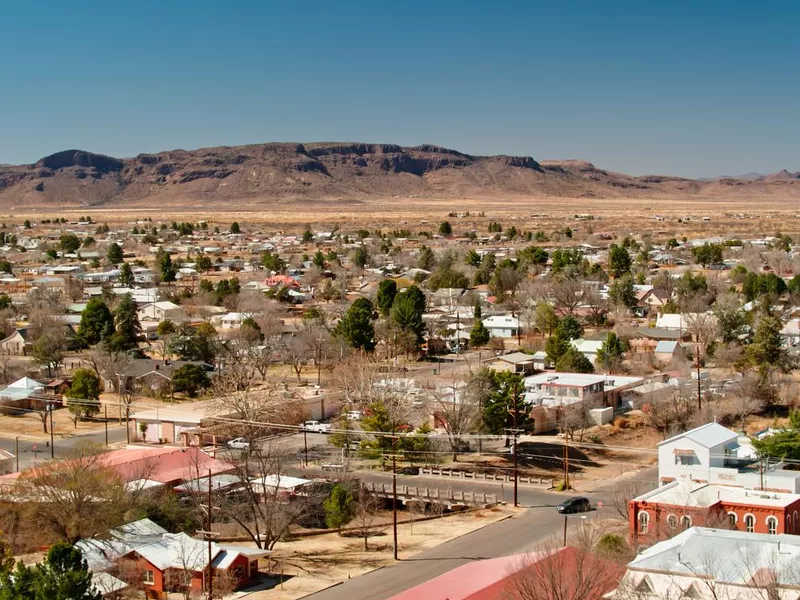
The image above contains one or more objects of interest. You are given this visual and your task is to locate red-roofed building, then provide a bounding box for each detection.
[389,547,623,600]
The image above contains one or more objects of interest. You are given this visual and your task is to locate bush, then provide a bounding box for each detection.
[595,533,630,559]
[553,480,572,492]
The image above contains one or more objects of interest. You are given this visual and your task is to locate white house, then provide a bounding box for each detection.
[482,315,521,338]
[658,422,800,492]
[137,301,187,323]
[610,527,800,600]
[781,318,800,347]
[570,338,604,364]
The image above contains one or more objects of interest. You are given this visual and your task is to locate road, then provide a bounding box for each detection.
[0,424,129,470]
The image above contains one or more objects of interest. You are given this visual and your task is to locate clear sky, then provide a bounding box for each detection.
[1,0,798,177]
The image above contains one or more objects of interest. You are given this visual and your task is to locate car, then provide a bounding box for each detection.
[302,421,332,434]
[345,410,363,421]
[556,497,591,514]
[227,437,250,450]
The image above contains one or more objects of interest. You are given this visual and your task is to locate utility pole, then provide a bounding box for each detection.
[563,514,568,547]
[391,434,399,561]
[563,442,570,490]
[125,405,130,444]
[512,385,519,508]
[303,428,308,468]
[207,468,213,600]
[695,345,702,411]
[49,406,54,459]
[15,437,18,472]
[104,404,108,446]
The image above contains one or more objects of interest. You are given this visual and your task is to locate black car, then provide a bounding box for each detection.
[556,497,591,514]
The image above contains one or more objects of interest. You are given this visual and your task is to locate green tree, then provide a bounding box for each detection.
[156,248,176,282]
[376,279,398,317]
[753,411,800,460]
[261,250,286,273]
[555,347,595,373]
[0,294,11,310]
[118,262,134,286]
[28,542,101,600]
[324,484,355,534]
[470,313,491,347]
[746,315,791,381]
[545,331,571,364]
[353,246,369,268]
[302,226,314,243]
[230,221,241,234]
[334,298,376,352]
[595,332,625,372]
[555,315,583,341]
[195,254,213,273]
[105,242,123,264]
[0,260,12,274]
[534,301,559,336]
[464,249,481,267]
[482,372,528,435]
[172,364,211,397]
[427,266,469,290]
[608,275,637,308]
[32,331,66,378]
[312,250,326,269]
[76,298,115,347]
[390,285,426,342]
[438,221,453,236]
[551,248,585,274]
[107,293,142,352]
[66,369,101,421]
[691,243,724,267]
[59,234,81,254]
[608,244,632,278]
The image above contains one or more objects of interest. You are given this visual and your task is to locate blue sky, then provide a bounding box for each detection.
[1,0,798,177]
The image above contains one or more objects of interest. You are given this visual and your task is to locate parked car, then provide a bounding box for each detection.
[227,437,250,450]
[345,410,363,421]
[556,497,591,514]
[302,421,332,434]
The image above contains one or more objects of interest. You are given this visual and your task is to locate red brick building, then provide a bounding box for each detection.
[629,481,800,541]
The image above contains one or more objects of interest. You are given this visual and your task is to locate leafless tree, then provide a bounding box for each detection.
[726,374,765,430]
[428,379,480,461]
[559,399,598,443]
[547,278,590,317]
[641,387,696,438]
[282,333,310,383]
[353,486,380,551]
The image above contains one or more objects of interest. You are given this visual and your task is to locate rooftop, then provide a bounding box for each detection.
[657,422,739,449]
[635,481,800,508]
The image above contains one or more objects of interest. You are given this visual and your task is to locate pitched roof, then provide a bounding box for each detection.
[657,422,738,449]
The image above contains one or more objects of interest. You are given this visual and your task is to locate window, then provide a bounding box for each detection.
[250,560,258,574]
[766,516,778,535]
[728,512,737,527]
[744,514,755,533]
[142,570,155,585]
[667,514,678,529]
[638,511,650,534]
[680,515,692,530]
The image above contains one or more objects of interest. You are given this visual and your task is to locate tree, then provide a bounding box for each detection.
[106,293,142,352]
[465,249,481,267]
[76,298,114,347]
[430,380,480,461]
[595,332,625,373]
[156,248,176,282]
[32,328,67,378]
[324,483,355,534]
[417,245,436,271]
[353,488,380,551]
[482,372,528,435]
[195,254,213,273]
[692,242,724,267]
[376,279,397,317]
[105,242,123,264]
[118,261,134,286]
[753,411,800,460]
[172,364,211,397]
[229,221,241,234]
[746,315,792,382]
[556,347,595,373]
[608,243,632,278]
[66,369,101,423]
[608,274,637,308]
[261,250,286,273]
[555,315,583,341]
[59,234,81,254]
[334,298,376,352]
[470,316,491,347]
[390,285,426,343]
[438,221,453,236]
[6,542,103,600]
[353,246,369,268]
[545,331,571,365]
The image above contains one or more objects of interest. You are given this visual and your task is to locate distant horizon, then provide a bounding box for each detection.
[2,1,798,178]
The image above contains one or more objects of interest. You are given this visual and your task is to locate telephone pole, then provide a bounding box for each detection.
[196,468,218,600]
[391,435,399,560]
[104,404,108,446]
[49,406,54,459]
[695,345,702,411]
[512,385,519,507]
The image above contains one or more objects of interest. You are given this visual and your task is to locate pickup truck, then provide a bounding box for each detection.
[302,421,332,434]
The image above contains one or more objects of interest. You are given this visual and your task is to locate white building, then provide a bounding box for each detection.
[136,301,187,323]
[658,423,800,493]
[482,315,521,338]
[610,527,800,600]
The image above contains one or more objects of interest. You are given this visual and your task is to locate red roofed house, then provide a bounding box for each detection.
[388,547,623,600]
[265,274,299,288]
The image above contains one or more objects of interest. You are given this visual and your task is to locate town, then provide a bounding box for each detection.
[0,210,797,599]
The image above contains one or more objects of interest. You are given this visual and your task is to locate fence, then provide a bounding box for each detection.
[363,481,498,506]
[418,467,554,487]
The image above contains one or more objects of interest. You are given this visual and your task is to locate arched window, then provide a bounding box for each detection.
[638,511,650,534]
[744,514,755,533]
[680,515,692,530]
[794,511,799,534]
[667,514,678,529]
[727,512,737,528]
[766,516,778,535]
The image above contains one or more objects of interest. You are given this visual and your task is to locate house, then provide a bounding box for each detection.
[482,314,521,339]
[77,519,267,599]
[429,288,465,307]
[0,328,29,355]
[609,528,800,600]
[483,352,538,375]
[654,340,680,363]
[522,372,644,433]
[781,318,800,347]
[0,376,46,409]
[212,312,248,329]
[657,423,800,492]
[629,481,800,539]
[137,301,187,323]
[629,327,690,355]
[389,547,623,600]
[132,401,225,445]
[113,359,214,397]
[570,338,604,364]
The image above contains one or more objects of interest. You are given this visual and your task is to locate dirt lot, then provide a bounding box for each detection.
[239,505,519,600]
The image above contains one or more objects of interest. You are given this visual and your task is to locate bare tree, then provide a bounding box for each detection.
[429,379,480,461]
[353,487,380,551]
[726,374,764,431]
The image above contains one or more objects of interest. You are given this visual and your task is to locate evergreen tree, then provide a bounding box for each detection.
[29,542,101,600]
[66,369,101,420]
[118,262,134,286]
[230,221,241,234]
[608,244,632,278]
[106,242,123,264]
[545,331,571,364]
[608,275,637,308]
[76,298,115,347]
[596,332,625,372]
[334,298,376,352]
[107,293,142,352]
[746,315,791,381]
[376,279,397,317]
[417,245,436,271]
[470,305,490,347]
[157,248,176,282]
[555,347,595,373]
[390,285,426,343]
[324,484,355,534]
[555,315,583,341]
[438,221,453,236]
